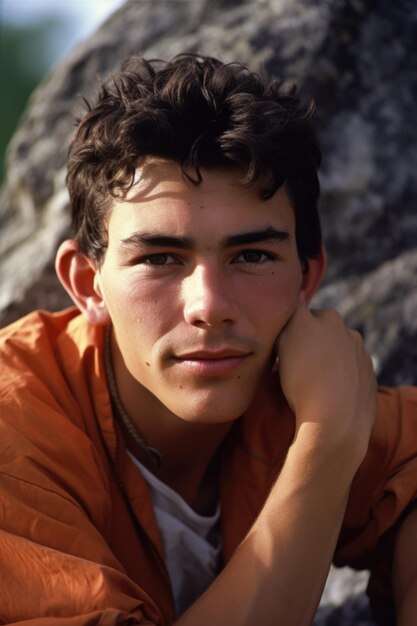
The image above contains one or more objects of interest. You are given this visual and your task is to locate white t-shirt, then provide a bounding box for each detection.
[128,452,222,616]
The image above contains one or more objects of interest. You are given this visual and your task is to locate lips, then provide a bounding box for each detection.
[172,348,251,376]
[176,348,250,359]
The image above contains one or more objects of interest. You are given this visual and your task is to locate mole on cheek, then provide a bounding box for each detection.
[146,362,150,367]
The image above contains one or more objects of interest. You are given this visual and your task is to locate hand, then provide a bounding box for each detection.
[275,305,377,465]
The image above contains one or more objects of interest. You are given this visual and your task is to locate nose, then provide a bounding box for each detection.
[182,263,238,328]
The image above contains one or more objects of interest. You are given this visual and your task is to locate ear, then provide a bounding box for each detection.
[299,243,327,305]
[55,239,110,326]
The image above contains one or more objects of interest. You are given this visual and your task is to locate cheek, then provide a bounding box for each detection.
[108,274,162,315]
[106,276,181,346]
[241,272,301,351]
[246,266,301,317]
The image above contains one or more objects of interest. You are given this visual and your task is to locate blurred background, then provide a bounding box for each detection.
[0,0,124,184]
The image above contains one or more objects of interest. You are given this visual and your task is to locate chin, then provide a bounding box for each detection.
[165,390,254,425]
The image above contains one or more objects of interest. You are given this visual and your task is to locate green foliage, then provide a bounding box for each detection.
[0,18,61,184]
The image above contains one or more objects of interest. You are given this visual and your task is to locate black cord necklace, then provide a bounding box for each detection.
[104,326,163,468]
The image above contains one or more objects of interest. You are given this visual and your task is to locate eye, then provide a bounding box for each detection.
[232,249,275,264]
[141,253,179,266]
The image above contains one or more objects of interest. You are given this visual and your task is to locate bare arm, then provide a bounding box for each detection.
[177,306,377,626]
[393,508,417,625]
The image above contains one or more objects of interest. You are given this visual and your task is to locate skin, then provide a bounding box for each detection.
[393,508,417,625]
[56,159,378,624]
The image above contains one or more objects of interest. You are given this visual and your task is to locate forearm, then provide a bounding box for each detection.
[393,508,417,625]
[177,429,360,626]
[178,307,376,626]
[395,584,417,626]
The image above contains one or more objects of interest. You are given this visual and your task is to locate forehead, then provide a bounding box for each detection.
[106,161,295,242]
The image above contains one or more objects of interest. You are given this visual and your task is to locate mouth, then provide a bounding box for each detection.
[172,349,252,376]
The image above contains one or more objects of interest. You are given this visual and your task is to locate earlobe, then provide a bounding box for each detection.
[55,239,110,326]
[299,243,327,305]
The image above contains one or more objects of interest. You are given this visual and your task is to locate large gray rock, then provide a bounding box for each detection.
[315,567,372,625]
[1,0,416,622]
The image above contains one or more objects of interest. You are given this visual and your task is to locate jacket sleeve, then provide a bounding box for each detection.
[0,410,164,625]
[334,386,417,619]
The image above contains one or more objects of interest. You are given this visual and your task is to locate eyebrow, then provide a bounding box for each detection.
[121,234,192,250]
[223,227,289,247]
[120,227,289,251]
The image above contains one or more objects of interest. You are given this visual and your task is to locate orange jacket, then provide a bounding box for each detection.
[1,308,417,625]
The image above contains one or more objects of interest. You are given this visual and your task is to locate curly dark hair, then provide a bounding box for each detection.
[67,54,322,270]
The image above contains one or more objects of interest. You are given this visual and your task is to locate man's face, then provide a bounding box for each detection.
[96,161,304,424]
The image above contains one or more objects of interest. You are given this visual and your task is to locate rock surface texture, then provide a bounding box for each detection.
[1,0,416,623]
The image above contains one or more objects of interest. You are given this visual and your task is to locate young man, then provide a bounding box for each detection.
[1,54,417,625]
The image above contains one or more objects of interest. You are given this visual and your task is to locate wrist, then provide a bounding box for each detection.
[291,421,368,480]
